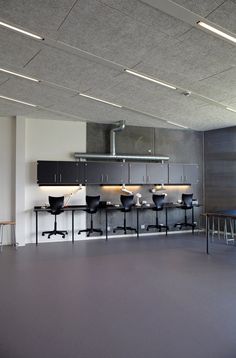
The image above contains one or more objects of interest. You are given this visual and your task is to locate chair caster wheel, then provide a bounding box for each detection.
[42,233,45,236]
[62,235,65,238]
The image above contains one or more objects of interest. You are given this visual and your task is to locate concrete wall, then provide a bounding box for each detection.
[86,123,204,235]
[204,126,236,212]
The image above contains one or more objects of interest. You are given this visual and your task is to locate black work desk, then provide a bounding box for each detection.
[34,203,197,245]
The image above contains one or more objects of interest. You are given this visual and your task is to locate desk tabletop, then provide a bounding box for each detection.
[34,202,201,212]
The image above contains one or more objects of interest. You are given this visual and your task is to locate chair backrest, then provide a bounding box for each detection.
[182,193,193,208]
[152,194,165,210]
[86,195,100,214]
[120,195,134,211]
[49,196,64,215]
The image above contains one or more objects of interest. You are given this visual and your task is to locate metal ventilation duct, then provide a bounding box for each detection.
[74,121,169,162]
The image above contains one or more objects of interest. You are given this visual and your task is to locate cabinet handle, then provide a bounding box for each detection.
[180,175,183,182]
[59,174,62,183]
[143,175,145,182]
[54,174,57,183]
[101,174,104,183]
[147,175,150,183]
[106,174,108,182]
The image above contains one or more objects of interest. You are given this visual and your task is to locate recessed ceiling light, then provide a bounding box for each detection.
[167,121,188,129]
[0,68,39,82]
[0,21,43,40]
[226,107,236,113]
[0,95,37,107]
[79,93,122,108]
[197,21,236,44]
[124,69,177,90]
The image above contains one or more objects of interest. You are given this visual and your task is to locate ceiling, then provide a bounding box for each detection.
[0,0,235,131]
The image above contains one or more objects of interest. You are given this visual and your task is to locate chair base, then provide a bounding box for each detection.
[113,226,137,234]
[147,224,169,232]
[78,228,103,237]
[42,230,68,239]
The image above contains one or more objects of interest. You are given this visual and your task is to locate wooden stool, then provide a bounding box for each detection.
[0,221,16,251]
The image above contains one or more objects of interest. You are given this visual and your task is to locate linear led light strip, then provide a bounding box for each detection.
[226,107,236,113]
[0,21,43,40]
[79,93,122,108]
[125,69,177,90]
[167,121,188,129]
[0,68,39,82]
[197,21,236,44]
[0,95,37,107]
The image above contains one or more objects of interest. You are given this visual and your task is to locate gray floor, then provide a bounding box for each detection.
[0,234,236,358]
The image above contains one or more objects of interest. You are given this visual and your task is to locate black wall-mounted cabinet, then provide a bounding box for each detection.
[129,163,168,184]
[37,161,84,185]
[168,163,199,185]
[84,162,128,184]
[37,160,198,186]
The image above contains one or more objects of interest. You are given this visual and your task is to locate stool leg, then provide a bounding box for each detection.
[12,224,17,248]
[0,225,4,252]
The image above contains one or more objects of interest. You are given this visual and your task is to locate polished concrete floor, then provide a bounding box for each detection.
[0,234,236,358]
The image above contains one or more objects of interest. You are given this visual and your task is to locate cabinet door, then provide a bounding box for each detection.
[103,163,129,184]
[58,162,84,184]
[129,163,147,184]
[146,163,168,184]
[37,161,58,184]
[168,163,184,184]
[84,162,107,184]
[183,164,199,185]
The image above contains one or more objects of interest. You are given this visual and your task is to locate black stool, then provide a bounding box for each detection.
[174,193,196,232]
[42,196,68,239]
[78,195,103,237]
[113,195,137,234]
[147,194,169,235]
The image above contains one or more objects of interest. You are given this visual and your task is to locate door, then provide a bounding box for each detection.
[168,163,184,184]
[146,163,168,184]
[84,162,107,184]
[129,163,147,184]
[103,163,129,184]
[183,164,199,185]
[37,161,58,184]
[58,162,85,184]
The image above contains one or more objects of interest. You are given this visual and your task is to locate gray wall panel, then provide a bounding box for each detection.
[86,123,204,235]
[205,126,236,212]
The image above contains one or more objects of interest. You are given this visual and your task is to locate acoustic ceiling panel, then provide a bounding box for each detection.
[171,0,224,17]
[207,0,236,34]
[57,0,168,67]
[98,0,192,38]
[0,28,42,68]
[24,47,122,92]
[0,78,76,107]
[0,0,76,37]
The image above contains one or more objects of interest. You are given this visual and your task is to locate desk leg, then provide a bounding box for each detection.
[72,210,75,244]
[165,208,168,236]
[192,206,194,234]
[137,209,139,239]
[206,215,209,255]
[36,211,38,246]
[105,209,108,241]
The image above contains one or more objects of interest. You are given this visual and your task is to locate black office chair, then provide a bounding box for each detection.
[147,194,169,234]
[174,193,196,231]
[42,196,68,239]
[113,195,137,234]
[78,195,103,237]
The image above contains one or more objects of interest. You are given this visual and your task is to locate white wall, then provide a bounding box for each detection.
[24,118,87,244]
[0,115,87,246]
[0,117,15,244]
